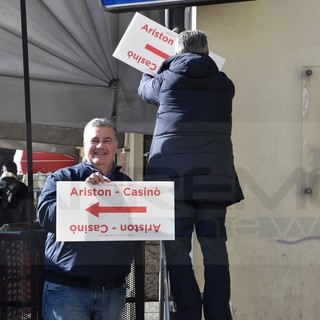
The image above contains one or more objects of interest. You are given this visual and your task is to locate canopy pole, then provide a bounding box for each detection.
[20,1,37,318]
[20,0,34,230]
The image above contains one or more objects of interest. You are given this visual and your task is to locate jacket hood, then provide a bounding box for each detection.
[158,53,219,78]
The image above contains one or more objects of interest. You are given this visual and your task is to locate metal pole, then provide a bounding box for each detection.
[20,0,34,231]
[159,241,171,320]
[135,241,145,320]
[165,7,186,32]
[20,0,37,318]
[160,7,186,319]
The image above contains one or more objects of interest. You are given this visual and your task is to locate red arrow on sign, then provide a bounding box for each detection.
[145,43,169,59]
[86,202,147,218]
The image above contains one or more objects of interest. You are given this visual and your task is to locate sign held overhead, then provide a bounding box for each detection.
[113,12,225,76]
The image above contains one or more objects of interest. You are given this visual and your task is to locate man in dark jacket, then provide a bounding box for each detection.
[0,160,28,226]
[37,118,134,320]
[138,30,244,320]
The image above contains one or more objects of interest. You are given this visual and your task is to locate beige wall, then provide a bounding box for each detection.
[195,0,320,319]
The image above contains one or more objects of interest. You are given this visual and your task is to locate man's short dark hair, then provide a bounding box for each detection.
[3,160,18,175]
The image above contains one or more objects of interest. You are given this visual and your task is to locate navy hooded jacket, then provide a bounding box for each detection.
[138,53,244,205]
[37,162,134,288]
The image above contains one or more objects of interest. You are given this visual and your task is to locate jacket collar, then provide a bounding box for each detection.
[82,161,122,180]
[0,172,18,180]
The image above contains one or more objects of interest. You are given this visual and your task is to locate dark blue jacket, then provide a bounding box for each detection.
[37,162,134,288]
[138,53,244,205]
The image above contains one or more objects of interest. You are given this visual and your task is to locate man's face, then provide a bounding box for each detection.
[83,126,118,172]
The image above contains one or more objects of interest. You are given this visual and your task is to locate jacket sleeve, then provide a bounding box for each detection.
[137,73,162,105]
[37,173,59,233]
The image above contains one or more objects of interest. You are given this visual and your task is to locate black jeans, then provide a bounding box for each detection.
[164,201,232,320]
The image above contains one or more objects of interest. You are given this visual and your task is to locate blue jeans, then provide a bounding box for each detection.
[42,281,126,320]
[164,201,231,320]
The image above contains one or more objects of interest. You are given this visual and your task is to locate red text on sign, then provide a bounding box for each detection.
[127,50,157,71]
[123,187,161,197]
[120,224,161,233]
[69,224,108,234]
[70,187,111,197]
[141,24,174,46]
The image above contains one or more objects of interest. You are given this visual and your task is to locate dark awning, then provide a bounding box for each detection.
[0,0,163,154]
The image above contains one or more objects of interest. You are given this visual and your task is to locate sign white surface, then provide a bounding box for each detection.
[56,181,174,241]
[113,12,225,75]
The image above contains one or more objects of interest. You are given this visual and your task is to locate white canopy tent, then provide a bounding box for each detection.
[0,0,163,155]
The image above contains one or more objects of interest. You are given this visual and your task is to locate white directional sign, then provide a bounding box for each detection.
[113,12,225,76]
[56,181,175,241]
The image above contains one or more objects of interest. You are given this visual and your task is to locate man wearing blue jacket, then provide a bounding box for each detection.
[138,30,244,320]
[37,118,134,320]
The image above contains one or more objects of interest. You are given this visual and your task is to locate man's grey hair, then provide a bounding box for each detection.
[83,118,117,140]
[175,30,209,55]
